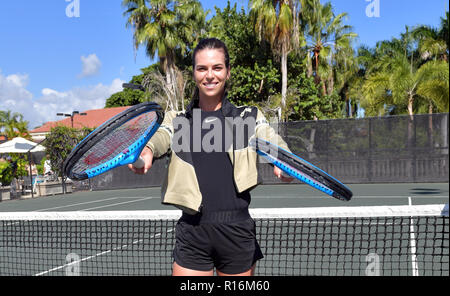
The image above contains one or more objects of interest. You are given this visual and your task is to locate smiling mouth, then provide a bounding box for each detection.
[203,82,218,89]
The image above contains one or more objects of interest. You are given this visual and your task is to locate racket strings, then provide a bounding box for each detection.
[71,111,157,173]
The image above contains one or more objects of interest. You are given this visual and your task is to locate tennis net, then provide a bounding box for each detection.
[0,204,448,276]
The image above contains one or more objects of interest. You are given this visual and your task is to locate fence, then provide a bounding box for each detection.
[261,113,449,184]
[82,113,448,191]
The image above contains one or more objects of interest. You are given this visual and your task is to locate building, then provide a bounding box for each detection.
[29,106,131,142]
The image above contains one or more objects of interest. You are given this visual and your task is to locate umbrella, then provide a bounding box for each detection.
[0,137,45,153]
[0,137,46,198]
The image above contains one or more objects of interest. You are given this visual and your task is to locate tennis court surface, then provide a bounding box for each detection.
[0,183,448,276]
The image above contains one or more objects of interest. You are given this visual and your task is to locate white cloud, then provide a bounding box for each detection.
[79,54,102,78]
[0,71,33,103]
[6,73,29,88]
[0,70,124,129]
[0,70,34,121]
[41,88,64,97]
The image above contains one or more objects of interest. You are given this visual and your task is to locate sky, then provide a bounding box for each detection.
[0,0,448,129]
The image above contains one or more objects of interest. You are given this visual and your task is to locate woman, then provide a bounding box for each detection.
[129,38,292,276]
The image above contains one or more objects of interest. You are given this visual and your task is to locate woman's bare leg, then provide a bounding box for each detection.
[172,262,214,276]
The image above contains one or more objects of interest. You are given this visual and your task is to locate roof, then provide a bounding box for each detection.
[30,106,131,133]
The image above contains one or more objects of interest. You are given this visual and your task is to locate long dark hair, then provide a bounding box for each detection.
[192,38,230,69]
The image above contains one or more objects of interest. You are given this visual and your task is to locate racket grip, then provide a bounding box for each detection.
[133,157,145,169]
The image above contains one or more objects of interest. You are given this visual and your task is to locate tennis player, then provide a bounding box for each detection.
[129,38,292,276]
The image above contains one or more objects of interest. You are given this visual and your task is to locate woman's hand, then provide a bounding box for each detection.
[128,146,154,174]
[273,166,294,183]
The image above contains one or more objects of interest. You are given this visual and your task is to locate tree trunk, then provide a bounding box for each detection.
[314,50,320,85]
[407,94,414,148]
[328,74,334,96]
[314,50,326,96]
[307,60,313,78]
[281,43,288,120]
[407,94,414,117]
[165,57,179,111]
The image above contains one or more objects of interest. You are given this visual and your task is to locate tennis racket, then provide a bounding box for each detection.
[250,138,353,201]
[64,102,164,180]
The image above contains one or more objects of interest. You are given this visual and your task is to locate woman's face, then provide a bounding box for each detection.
[193,48,230,102]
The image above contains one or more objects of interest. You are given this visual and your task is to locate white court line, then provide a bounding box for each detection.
[251,195,449,199]
[34,228,175,276]
[408,197,420,276]
[35,197,124,211]
[80,197,157,211]
[35,196,158,212]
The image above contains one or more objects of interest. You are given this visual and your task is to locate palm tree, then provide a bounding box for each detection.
[250,0,301,118]
[361,21,449,116]
[122,0,206,110]
[416,60,449,112]
[300,0,357,96]
[333,45,359,117]
[412,22,448,63]
[438,11,449,55]
[361,50,448,116]
[0,110,30,140]
[413,13,449,114]
[346,45,380,117]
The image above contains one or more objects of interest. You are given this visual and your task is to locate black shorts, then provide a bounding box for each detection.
[173,211,264,274]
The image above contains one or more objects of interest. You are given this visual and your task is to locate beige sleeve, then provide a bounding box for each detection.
[254,109,291,152]
[146,110,177,158]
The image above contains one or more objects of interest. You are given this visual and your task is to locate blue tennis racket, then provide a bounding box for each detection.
[250,138,353,201]
[64,101,163,180]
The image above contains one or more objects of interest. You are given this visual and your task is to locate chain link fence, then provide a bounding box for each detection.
[80,113,448,191]
[260,113,449,184]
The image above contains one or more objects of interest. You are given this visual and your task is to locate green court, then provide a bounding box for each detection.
[0,183,448,212]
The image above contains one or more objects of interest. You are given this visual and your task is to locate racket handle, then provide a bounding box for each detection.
[133,157,145,169]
